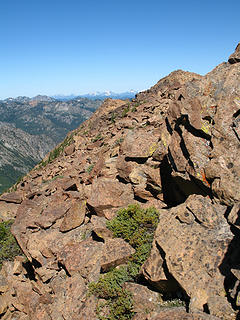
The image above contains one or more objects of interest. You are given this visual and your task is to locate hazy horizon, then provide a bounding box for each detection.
[0,89,138,100]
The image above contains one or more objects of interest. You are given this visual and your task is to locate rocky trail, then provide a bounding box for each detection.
[0,44,239,319]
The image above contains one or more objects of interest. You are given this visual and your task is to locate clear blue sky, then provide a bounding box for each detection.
[0,0,239,99]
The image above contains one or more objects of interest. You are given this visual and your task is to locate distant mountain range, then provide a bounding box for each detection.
[0,95,105,193]
[0,91,138,192]
[52,90,137,101]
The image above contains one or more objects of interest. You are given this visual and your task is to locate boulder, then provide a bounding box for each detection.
[123,282,160,314]
[49,273,87,320]
[78,295,98,319]
[0,191,23,204]
[154,195,234,316]
[228,43,240,64]
[64,144,75,156]
[148,307,221,320]
[120,128,159,159]
[60,200,86,232]
[87,177,134,218]
[142,241,175,292]
[116,155,133,181]
[101,238,135,271]
[57,239,104,277]
[0,201,19,220]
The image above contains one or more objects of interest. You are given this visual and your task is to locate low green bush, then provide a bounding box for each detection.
[86,164,94,173]
[121,105,130,118]
[89,266,130,299]
[111,112,116,123]
[89,204,159,319]
[108,289,134,320]
[0,220,22,269]
[131,102,140,113]
[114,137,124,147]
[89,266,134,319]
[91,133,103,143]
[107,204,159,278]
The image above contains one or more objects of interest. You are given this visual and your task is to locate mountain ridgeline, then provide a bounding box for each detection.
[0,95,103,193]
[0,44,239,319]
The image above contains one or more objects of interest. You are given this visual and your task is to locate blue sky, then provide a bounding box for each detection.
[0,0,239,99]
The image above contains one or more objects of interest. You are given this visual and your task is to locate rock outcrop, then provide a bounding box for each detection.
[228,43,240,64]
[0,44,240,319]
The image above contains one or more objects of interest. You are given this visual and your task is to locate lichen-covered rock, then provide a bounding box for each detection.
[120,128,159,159]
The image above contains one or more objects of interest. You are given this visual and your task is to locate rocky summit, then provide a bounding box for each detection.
[0,44,239,320]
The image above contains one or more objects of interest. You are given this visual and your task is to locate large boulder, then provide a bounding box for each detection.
[120,128,160,159]
[87,177,134,218]
[101,238,135,271]
[153,195,234,317]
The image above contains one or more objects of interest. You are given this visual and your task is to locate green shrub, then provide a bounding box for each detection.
[131,103,139,113]
[108,290,135,320]
[0,220,22,269]
[131,106,136,112]
[121,105,130,118]
[42,175,64,184]
[106,204,159,278]
[86,164,94,174]
[111,112,116,124]
[114,138,124,147]
[89,205,159,319]
[89,266,130,299]
[91,133,103,143]
[89,266,134,320]
[159,298,185,308]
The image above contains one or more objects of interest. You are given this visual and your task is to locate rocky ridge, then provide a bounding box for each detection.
[0,44,240,319]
